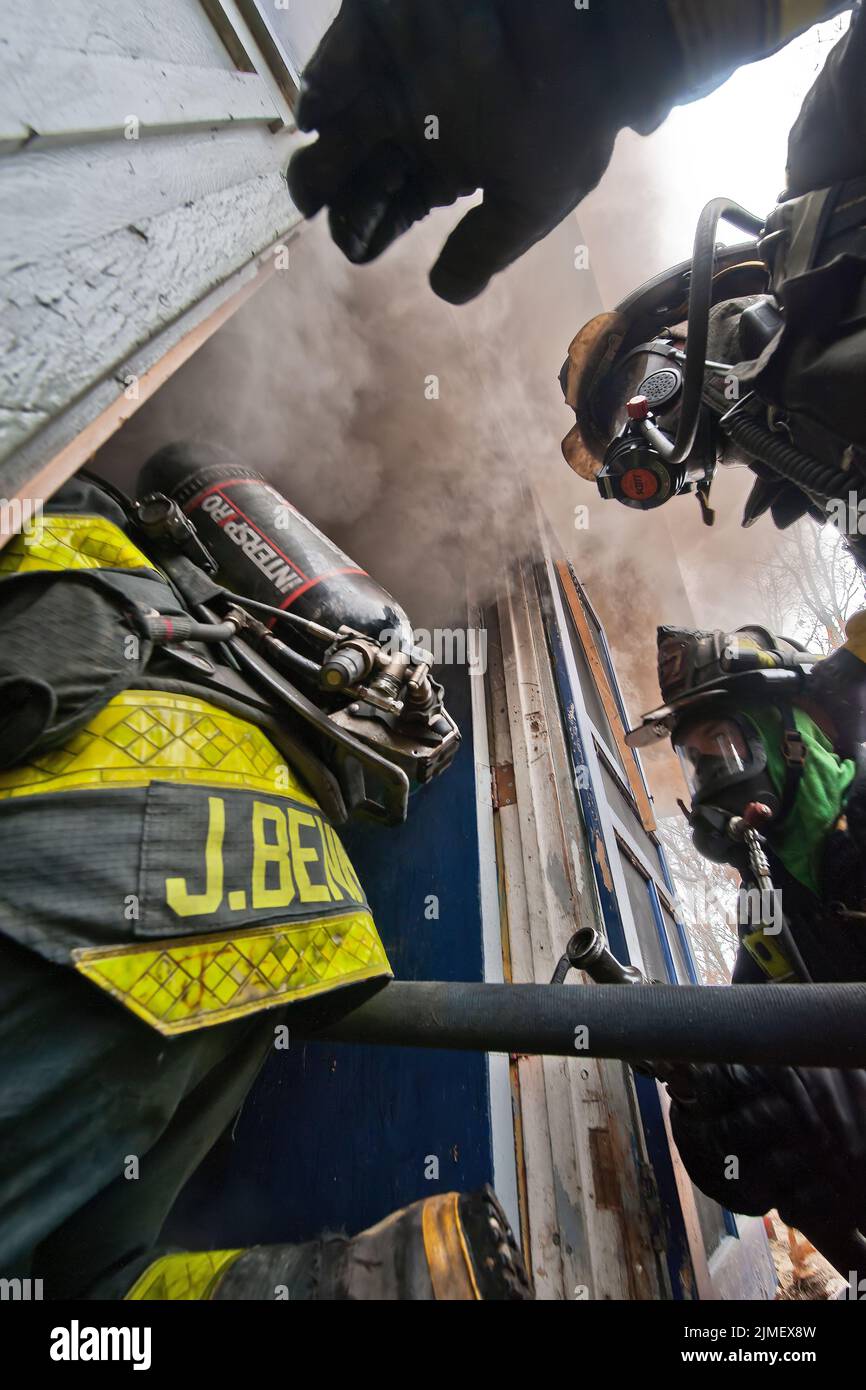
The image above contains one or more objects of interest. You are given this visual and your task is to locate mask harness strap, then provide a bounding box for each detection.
[775,700,807,827]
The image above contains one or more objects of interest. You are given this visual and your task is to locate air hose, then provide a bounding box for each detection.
[300,979,866,1068]
[723,409,854,506]
[667,198,765,466]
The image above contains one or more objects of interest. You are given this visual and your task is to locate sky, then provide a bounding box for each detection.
[579,12,850,301]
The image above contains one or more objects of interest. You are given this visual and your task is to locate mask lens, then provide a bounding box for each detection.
[674,718,751,799]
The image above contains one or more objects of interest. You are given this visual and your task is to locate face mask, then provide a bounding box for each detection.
[674,714,777,814]
[673,711,781,863]
[675,705,856,888]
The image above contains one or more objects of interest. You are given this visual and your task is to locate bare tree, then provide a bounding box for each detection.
[747,520,864,654]
[657,816,740,984]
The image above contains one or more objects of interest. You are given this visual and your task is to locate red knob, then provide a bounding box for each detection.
[627,395,650,421]
[743,801,773,828]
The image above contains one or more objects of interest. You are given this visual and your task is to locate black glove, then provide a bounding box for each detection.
[670,1063,866,1238]
[288,0,685,303]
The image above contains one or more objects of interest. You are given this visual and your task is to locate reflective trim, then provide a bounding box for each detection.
[421,1192,481,1301]
[742,927,796,982]
[125,1250,243,1301]
[74,910,391,1035]
[844,609,866,665]
[0,690,317,806]
[0,513,155,574]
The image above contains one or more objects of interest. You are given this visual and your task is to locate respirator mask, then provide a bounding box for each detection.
[561,199,773,530]
[593,334,718,520]
[672,710,779,863]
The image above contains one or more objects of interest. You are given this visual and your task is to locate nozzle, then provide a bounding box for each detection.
[556,927,645,987]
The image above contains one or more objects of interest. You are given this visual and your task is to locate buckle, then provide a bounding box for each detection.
[781,730,807,766]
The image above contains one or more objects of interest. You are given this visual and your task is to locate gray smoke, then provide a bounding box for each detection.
[95,202,600,630]
[90,202,779,814]
[93,13,844,816]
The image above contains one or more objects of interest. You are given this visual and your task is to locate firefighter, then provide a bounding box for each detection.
[288,0,858,304]
[0,461,529,1301]
[626,622,866,1272]
[291,3,866,542]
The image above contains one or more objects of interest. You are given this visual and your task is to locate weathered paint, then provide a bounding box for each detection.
[0,0,301,497]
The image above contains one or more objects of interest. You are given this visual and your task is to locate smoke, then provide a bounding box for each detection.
[92,16,846,817]
[93,200,694,807]
[88,190,763,817]
[96,192,618,652]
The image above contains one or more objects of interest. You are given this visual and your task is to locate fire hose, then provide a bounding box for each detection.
[300,967,866,1280]
[299,975,866,1068]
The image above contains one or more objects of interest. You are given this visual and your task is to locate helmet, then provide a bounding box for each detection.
[626,625,816,748]
[626,626,820,862]
[560,242,770,500]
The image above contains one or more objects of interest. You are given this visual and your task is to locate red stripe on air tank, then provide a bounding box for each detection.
[183,480,370,605]
[184,479,263,510]
[187,484,308,581]
[279,568,368,608]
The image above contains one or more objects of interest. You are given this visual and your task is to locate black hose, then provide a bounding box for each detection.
[144,615,238,645]
[724,410,853,504]
[669,198,765,466]
[300,979,866,1068]
[254,634,323,687]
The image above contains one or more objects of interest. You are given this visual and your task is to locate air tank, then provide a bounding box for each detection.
[139,443,413,651]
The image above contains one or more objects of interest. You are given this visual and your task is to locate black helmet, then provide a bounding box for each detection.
[626,625,816,749]
[627,626,821,862]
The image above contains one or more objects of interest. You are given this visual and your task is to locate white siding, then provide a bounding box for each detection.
[0,0,304,502]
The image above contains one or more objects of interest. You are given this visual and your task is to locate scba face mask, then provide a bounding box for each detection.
[674,713,777,813]
[673,710,781,864]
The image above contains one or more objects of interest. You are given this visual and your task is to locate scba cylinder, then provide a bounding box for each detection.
[139,443,413,650]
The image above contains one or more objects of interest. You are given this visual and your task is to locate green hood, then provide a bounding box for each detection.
[743,706,855,897]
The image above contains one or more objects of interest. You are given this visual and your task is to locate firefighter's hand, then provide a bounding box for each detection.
[287,0,680,304]
[669,1064,866,1234]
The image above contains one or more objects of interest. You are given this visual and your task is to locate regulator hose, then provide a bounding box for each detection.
[723,409,854,506]
[669,198,765,467]
[300,979,866,1068]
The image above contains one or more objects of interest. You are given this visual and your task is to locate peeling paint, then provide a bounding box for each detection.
[545,848,574,917]
[594,830,614,892]
[569,837,585,896]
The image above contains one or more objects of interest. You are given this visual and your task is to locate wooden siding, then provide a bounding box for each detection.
[488,560,666,1300]
[0,0,303,503]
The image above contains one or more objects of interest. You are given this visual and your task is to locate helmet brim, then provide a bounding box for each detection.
[625,668,808,748]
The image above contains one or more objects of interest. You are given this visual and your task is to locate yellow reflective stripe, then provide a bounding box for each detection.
[0,513,156,574]
[742,928,796,981]
[0,691,317,806]
[844,610,866,665]
[421,1192,481,1301]
[125,1250,243,1301]
[73,910,391,1036]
